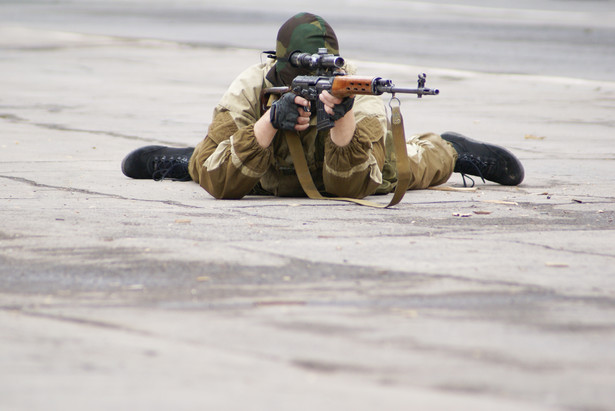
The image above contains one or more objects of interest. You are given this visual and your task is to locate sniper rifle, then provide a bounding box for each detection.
[262,48,439,130]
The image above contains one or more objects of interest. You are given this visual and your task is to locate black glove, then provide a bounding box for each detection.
[330,96,355,122]
[270,93,302,130]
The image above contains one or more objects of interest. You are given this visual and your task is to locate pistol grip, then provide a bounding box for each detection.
[316,99,334,131]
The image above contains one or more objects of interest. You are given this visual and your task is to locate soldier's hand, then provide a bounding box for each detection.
[320,90,354,121]
[270,93,310,131]
[294,96,311,131]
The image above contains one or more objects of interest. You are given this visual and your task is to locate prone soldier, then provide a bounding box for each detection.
[121,12,524,201]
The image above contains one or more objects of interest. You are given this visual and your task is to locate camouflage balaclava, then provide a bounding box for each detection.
[266,12,339,87]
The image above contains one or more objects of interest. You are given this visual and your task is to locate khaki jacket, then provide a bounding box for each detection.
[189,60,397,199]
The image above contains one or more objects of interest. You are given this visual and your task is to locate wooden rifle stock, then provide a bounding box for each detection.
[329,76,382,98]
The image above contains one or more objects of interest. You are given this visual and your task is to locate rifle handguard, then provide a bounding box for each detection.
[330,76,438,98]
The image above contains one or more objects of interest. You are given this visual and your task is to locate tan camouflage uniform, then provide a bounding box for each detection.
[188,13,457,199]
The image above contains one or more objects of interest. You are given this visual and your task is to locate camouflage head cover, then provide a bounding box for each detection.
[266,12,339,87]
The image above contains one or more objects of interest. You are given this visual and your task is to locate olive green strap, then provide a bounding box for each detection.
[285,105,410,208]
[388,105,411,207]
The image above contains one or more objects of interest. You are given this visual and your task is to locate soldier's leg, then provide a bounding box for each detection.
[403,132,524,190]
[405,132,457,190]
[121,145,194,181]
[441,132,524,186]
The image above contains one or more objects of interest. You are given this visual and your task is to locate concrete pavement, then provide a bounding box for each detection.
[1,15,615,411]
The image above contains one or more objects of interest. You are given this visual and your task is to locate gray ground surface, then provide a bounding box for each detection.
[1,1,614,410]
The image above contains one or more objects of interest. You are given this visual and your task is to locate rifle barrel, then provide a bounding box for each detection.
[377,85,439,95]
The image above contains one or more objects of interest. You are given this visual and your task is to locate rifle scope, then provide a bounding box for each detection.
[289,48,345,71]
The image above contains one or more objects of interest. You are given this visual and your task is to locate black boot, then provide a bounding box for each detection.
[121,145,194,181]
[441,132,524,186]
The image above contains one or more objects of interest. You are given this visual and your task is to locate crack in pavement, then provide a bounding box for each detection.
[6,308,155,336]
[0,112,185,146]
[0,175,201,209]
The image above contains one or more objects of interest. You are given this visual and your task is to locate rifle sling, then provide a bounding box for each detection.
[285,105,411,208]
